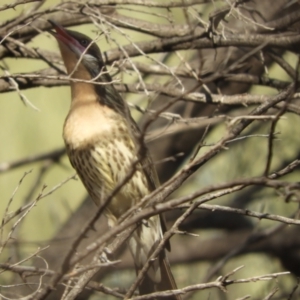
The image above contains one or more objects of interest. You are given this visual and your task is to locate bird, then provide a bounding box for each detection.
[49,20,181,299]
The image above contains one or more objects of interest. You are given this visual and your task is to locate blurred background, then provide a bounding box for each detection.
[1,0,300,299]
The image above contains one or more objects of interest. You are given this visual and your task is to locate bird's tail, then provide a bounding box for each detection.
[128,215,181,300]
[157,254,180,298]
[137,252,181,300]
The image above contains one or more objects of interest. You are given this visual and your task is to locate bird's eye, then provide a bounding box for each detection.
[80,39,89,47]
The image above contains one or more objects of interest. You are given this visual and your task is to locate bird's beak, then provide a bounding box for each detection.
[48,20,84,53]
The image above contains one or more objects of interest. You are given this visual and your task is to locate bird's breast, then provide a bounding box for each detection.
[63,101,121,149]
[63,101,149,218]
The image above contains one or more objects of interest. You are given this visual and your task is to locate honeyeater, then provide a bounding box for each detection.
[49,20,180,299]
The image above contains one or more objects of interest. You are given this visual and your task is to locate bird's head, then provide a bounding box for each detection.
[49,20,126,114]
[48,20,103,78]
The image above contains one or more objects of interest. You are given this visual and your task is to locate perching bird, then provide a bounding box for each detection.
[49,20,181,299]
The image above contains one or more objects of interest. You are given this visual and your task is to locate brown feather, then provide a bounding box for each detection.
[50,21,181,299]
[137,252,181,300]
